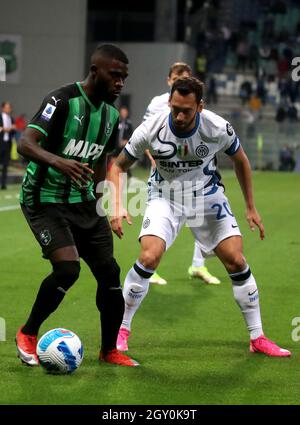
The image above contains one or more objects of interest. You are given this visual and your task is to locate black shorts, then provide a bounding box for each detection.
[21,201,113,260]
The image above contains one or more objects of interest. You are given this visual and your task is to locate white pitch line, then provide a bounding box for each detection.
[0,205,20,212]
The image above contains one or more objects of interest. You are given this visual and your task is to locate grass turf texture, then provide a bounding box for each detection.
[0,170,299,405]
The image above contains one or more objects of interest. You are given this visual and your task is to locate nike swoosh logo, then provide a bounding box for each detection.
[231,224,238,228]
[248,289,258,296]
[157,149,171,154]
[130,289,144,294]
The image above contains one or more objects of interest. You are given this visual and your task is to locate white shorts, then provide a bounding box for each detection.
[139,187,242,256]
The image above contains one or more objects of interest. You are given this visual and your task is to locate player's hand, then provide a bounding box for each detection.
[55,158,94,186]
[246,207,265,240]
[110,208,132,239]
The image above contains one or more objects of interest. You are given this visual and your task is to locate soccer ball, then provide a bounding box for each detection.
[37,328,83,374]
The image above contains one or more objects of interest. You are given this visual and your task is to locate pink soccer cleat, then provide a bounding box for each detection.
[117,327,131,352]
[250,335,291,357]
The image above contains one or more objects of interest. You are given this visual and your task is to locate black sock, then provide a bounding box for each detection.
[22,261,80,335]
[97,284,124,354]
[91,258,124,354]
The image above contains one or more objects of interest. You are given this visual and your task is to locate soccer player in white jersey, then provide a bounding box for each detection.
[144,62,220,286]
[109,77,291,358]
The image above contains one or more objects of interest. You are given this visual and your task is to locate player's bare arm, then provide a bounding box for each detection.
[108,150,135,238]
[18,127,94,185]
[145,149,156,169]
[230,146,265,240]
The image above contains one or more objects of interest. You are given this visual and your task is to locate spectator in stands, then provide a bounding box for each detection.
[275,104,286,123]
[287,103,298,122]
[239,80,253,105]
[277,55,290,79]
[256,76,267,105]
[195,51,207,82]
[236,38,249,71]
[15,113,27,143]
[108,106,133,177]
[279,145,296,171]
[206,75,218,104]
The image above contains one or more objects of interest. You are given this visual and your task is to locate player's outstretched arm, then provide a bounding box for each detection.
[230,146,265,240]
[107,151,135,239]
[18,127,94,185]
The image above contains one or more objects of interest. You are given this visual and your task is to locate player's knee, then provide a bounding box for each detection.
[52,261,81,290]
[225,253,246,274]
[94,258,123,312]
[139,249,161,270]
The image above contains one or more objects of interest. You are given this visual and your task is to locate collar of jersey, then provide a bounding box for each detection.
[76,82,103,111]
[168,112,200,138]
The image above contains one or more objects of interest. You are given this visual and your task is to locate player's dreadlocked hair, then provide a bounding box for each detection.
[170,76,204,104]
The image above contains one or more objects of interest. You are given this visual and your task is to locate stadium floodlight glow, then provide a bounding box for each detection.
[0,57,6,81]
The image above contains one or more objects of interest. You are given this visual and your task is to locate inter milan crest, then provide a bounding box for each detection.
[177,141,188,158]
[195,144,209,158]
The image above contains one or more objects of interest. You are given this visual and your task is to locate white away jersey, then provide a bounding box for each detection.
[143,92,169,121]
[125,109,240,198]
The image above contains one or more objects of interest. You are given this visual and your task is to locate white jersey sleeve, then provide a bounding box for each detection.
[143,92,170,121]
[199,110,240,156]
[124,121,150,160]
[219,121,240,156]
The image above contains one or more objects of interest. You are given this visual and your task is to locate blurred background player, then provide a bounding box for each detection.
[108,105,133,179]
[143,62,220,286]
[0,101,16,189]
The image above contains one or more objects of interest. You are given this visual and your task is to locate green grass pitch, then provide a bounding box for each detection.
[0,170,299,405]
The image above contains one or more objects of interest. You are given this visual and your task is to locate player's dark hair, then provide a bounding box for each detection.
[168,62,192,77]
[93,44,129,64]
[170,77,204,104]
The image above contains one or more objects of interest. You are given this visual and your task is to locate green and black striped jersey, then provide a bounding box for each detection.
[20,82,119,205]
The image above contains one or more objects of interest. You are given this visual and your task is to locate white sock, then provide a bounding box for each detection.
[230,265,263,340]
[121,260,154,331]
[192,240,205,267]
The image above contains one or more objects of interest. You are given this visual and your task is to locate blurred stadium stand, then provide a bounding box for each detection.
[1,0,300,179]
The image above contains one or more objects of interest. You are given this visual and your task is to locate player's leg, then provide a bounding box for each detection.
[16,205,81,365]
[119,235,166,343]
[188,239,221,285]
[16,246,80,366]
[193,188,290,357]
[79,212,139,366]
[118,198,181,351]
[214,236,291,357]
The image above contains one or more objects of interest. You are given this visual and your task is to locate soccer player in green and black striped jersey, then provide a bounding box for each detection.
[15,44,139,367]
